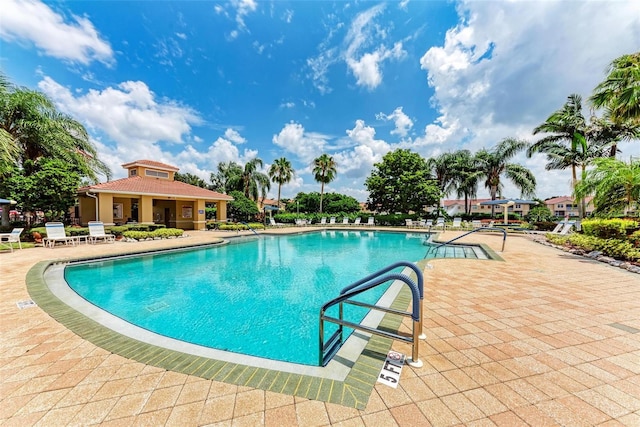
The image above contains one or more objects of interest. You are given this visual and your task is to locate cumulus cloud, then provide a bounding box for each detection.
[335,120,392,178]
[415,0,640,198]
[376,107,414,137]
[1,0,114,65]
[272,122,330,164]
[38,76,202,147]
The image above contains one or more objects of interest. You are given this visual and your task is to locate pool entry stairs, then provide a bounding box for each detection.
[319,261,425,368]
[424,227,507,259]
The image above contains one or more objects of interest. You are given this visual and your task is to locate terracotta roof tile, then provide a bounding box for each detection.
[79,176,233,200]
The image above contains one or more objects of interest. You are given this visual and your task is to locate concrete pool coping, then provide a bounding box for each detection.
[27,239,428,409]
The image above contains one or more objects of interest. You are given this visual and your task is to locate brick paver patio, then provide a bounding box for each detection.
[1,229,639,426]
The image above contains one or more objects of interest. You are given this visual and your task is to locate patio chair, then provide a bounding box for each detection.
[329,217,336,225]
[450,217,462,229]
[44,222,79,248]
[88,221,116,244]
[366,217,375,226]
[353,217,362,226]
[405,219,415,228]
[434,217,446,230]
[269,218,285,227]
[471,220,482,229]
[320,217,327,226]
[0,228,24,252]
[342,217,350,225]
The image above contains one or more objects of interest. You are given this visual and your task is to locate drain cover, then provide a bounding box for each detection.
[609,323,640,334]
[146,301,169,312]
[17,300,37,309]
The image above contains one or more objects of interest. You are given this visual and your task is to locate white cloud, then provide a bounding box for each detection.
[272,122,329,164]
[1,0,113,65]
[416,0,640,199]
[376,107,414,137]
[226,0,258,39]
[223,128,246,144]
[38,76,202,148]
[335,120,392,178]
[307,4,407,93]
[280,101,296,109]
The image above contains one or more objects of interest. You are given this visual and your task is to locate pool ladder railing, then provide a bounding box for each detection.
[319,261,425,367]
[424,227,507,258]
[239,222,260,236]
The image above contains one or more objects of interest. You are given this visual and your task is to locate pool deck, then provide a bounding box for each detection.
[1,227,639,426]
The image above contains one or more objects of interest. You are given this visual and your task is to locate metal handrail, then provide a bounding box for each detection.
[239,222,260,236]
[319,263,424,367]
[425,226,507,258]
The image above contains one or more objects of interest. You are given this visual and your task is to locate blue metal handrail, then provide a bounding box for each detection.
[319,261,424,367]
[239,222,260,236]
[425,226,507,258]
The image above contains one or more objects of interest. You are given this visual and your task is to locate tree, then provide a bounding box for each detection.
[0,74,110,182]
[574,157,640,215]
[210,161,242,193]
[174,172,208,188]
[590,52,640,126]
[365,149,441,214]
[477,138,536,217]
[450,150,481,215]
[227,190,260,221]
[222,158,270,201]
[312,154,337,214]
[6,158,81,222]
[268,157,294,210]
[528,94,595,218]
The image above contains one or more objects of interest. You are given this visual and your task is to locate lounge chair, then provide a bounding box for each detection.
[425,219,433,228]
[471,220,482,229]
[450,217,462,229]
[434,217,446,230]
[269,218,283,227]
[551,221,574,235]
[329,217,336,225]
[366,217,375,226]
[405,219,415,228]
[342,217,350,225]
[320,217,327,226]
[353,217,362,226]
[44,222,79,248]
[0,228,24,252]
[88,221,116,243]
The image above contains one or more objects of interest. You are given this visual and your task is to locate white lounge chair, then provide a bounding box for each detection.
[366,217,375,226]
[405,219,415,228]
[329,217,336,225]
[451,217,462,229]
[471,220,482,229]
[320,217,327,226]
[269,218,283,227]
[434,217,446,230]
[425,219,433,228]
[88,221,116,243]
[342,217,350,225]
[0,228,24,252]
[353,217,362,226]
[44,222,79,248]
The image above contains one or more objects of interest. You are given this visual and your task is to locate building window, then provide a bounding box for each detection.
[130,169,137,176]
[515,204,521,209]
[113,203,123,219]
[558,204,564,208]
[145,169,169,178]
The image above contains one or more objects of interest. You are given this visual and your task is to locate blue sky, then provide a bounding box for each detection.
[2,0,639,202]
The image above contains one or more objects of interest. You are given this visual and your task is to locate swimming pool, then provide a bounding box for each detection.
[62,230,429,366]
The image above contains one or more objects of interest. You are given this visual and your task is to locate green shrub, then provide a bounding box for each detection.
[107,226,128,237]
[122,228,183,240]
[629,230,640,248]
[581,218,639,239]
[547,233,640,262]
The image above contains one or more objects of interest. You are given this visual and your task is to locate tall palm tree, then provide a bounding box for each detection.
[0,78,110,181]
[426,152,459,213]
[590,52,640,126]
[229,157,270,201]
[312,154,337,214]
[450,150,481,215]
[211,161,242,193]
[477,138,536,217]
[268,157,294,211]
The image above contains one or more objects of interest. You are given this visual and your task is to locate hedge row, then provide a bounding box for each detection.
[122,228,184,240]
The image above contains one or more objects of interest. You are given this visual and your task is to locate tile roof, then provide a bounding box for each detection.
[544,196,594,204]
[79,176,233,200]
[121,159,179,171]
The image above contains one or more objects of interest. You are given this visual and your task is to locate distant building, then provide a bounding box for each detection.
[441,199,535,217]
[544,196,594,217]
[77,160,233,229]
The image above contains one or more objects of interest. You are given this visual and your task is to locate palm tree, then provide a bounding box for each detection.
[528,94,594,218]
[477,138,536,217]
[0,77,110,181]
[450,150,481,215]
[590,52,640,126]
[229,157,270,201]
[312,154,337,214]
[268,157,294,211]
[426,152,459,214]
[574,157,640,215]
[211,161,242,193]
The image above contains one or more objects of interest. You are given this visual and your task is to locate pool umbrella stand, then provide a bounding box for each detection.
[478,199,538,224]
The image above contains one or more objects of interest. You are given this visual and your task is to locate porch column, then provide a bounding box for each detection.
[98,193,114,225]
[140,195,154,224]
[195,199,206,230]
[217,200,228,221]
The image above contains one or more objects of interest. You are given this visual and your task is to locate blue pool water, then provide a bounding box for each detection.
[64,231,429,365]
